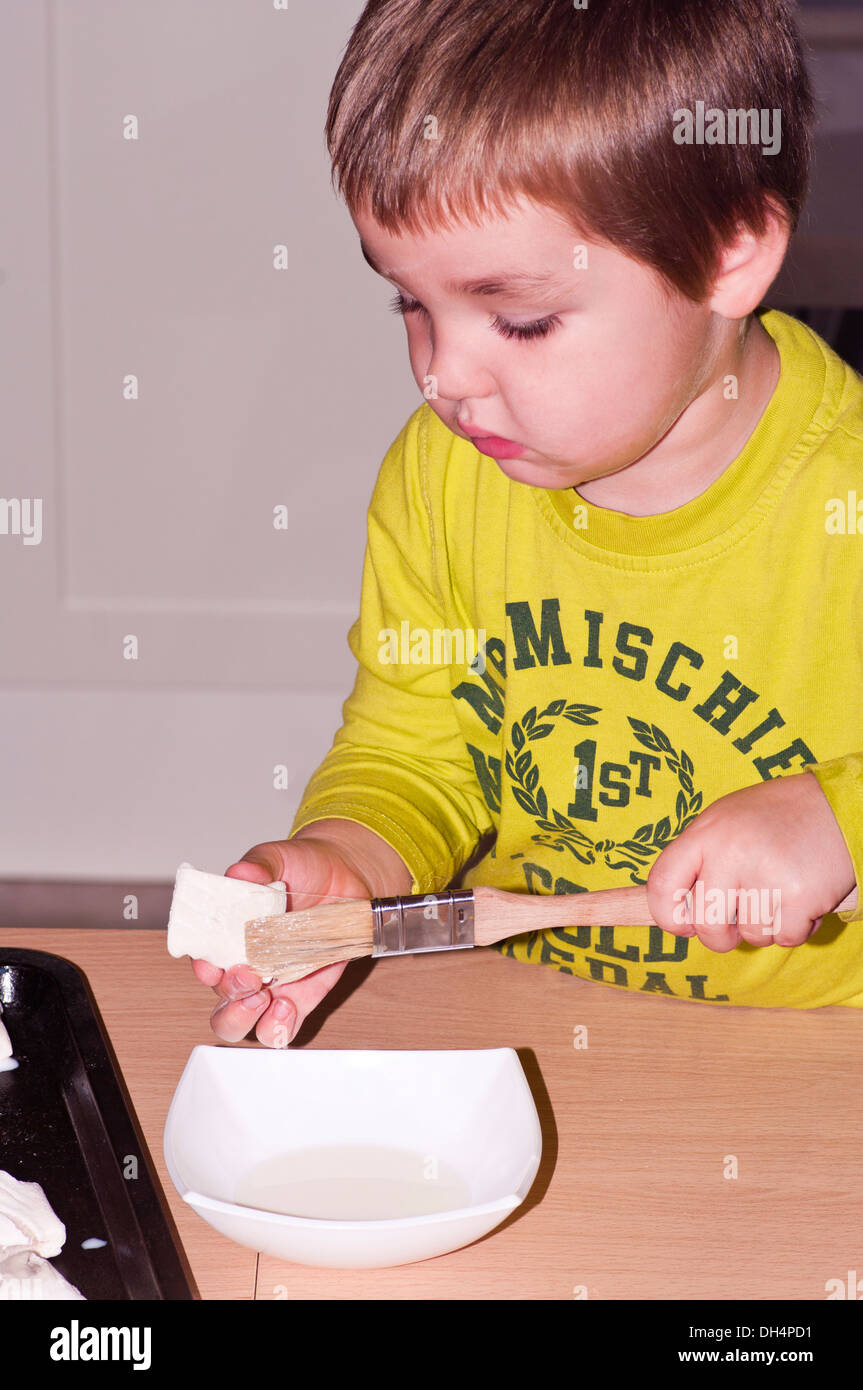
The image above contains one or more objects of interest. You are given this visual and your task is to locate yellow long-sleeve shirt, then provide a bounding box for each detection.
[290,308,863,1008]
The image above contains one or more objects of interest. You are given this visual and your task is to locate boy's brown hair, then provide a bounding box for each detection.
[325,0,816,302]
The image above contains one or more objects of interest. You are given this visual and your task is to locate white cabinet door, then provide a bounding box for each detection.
[0,1,417,878]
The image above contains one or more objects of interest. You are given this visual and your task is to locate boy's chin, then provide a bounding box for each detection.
[490,455,587,490]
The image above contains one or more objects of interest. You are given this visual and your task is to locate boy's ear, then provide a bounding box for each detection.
[707,199,791,319]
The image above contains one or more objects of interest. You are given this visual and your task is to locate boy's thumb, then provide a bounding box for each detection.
[224,842,286,886]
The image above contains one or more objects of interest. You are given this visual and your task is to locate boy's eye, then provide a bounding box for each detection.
[387,290,560,342]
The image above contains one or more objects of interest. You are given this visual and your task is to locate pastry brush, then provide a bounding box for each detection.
[243,882,859,984]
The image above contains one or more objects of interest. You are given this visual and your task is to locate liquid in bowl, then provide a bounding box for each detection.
[234,1144,472,1221]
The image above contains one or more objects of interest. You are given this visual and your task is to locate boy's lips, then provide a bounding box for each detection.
[463,428,526,460]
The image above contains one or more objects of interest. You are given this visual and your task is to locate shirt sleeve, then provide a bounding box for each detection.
[288,405,495,894]
[808,752,863,923]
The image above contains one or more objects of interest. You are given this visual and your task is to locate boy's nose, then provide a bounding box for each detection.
[423,342,493,406]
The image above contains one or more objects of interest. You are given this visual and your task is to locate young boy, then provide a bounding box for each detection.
[195,0,863,1045]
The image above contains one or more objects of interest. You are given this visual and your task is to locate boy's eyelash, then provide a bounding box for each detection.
[387,290,560,342]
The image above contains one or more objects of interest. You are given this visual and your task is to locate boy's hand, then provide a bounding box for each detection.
[191,830,384,1047]
[646,770,856,952]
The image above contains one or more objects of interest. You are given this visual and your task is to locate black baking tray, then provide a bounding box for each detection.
[0,948,197,1299]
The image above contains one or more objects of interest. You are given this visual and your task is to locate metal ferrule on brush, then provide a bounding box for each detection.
[370,889,475,958]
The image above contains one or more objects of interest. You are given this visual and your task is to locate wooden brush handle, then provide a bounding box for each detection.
[472,882,859,946]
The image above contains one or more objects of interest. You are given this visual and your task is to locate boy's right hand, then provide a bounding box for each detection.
[190,829,387,1048]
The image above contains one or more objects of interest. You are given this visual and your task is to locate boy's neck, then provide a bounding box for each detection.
[573,314,780,517]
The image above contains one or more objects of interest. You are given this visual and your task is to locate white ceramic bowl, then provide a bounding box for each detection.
[163,1045,542,1269]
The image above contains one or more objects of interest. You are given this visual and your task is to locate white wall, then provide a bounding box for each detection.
[0,0,418,880]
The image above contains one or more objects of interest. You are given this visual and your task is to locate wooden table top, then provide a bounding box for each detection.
[1,925,861,1301]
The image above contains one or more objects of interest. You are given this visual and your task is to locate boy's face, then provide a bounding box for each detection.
[352,197,724,492]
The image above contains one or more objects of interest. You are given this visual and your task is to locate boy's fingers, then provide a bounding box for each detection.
[200,961,347,1048]
[209,990,271,1043]
[191,957,265,1005]
[687,878,741,952]
[217,964,264,998]
[272,958,349,1012]
[691,917,740,953]
[191,958,222,987]
[224,842,289,886]
[256,996,298,1049]
[646,830,705,933]
[255,960,350,1048]
[730,883,814,947]
[755,898,820,948]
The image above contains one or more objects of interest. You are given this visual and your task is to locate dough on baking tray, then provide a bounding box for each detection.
[0,1171,84,1301]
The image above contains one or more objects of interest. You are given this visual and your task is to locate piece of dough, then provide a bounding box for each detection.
[0,1014,11,1061]
[0,1170,66,1257]
[0,1249,85,1300]
[166,862,286,980]
[0,1172,85,1300]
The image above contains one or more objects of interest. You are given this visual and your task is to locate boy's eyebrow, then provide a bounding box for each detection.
[359,240,571,301]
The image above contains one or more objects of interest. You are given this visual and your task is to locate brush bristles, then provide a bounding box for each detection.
[244,899,375,984]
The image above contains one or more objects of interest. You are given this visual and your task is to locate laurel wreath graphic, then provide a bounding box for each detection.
[504,703,703,884]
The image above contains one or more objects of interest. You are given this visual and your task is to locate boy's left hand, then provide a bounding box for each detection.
[646,770,856,951]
